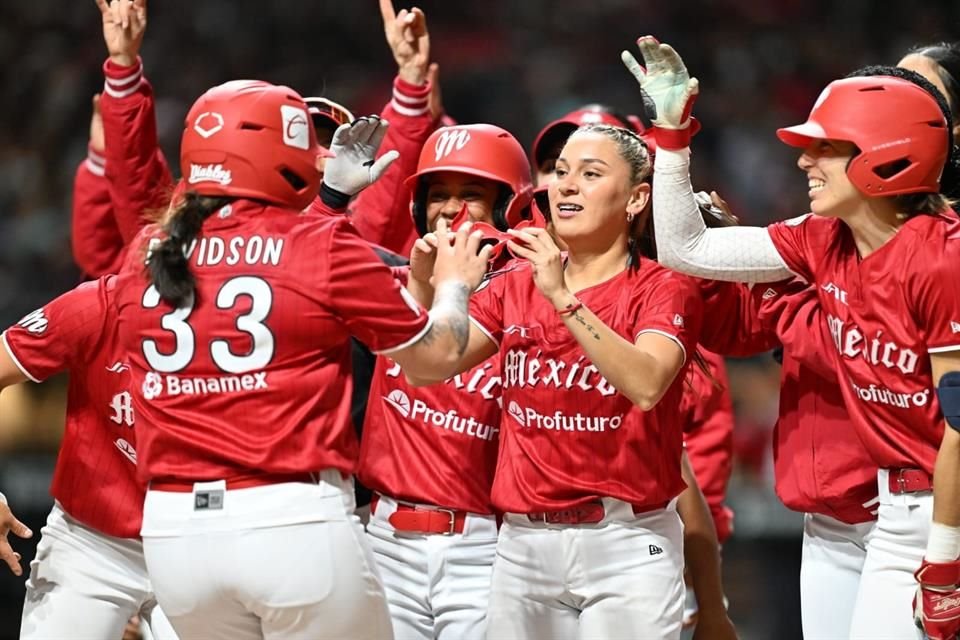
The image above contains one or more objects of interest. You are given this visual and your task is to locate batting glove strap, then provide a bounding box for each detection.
[652,117,702,151]
[917,559,960,587]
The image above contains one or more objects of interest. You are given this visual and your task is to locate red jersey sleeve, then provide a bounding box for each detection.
[697,279,779,356]
[2,277,111,382]
[101,57,174,244]
[71,149,125,277]
[349,76,436,255]
[756,279,836,380]
[632,267,703,365]
[910,234,960,354]
[468,270,509,346]
[322,219,430,353]
[766,214,827,282]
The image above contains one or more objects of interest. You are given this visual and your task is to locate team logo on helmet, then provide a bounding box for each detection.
[188,163,232,186]
[384,389,411,418]
[193,112,225,139]
[434,129,471,161]
[280,105,310,150]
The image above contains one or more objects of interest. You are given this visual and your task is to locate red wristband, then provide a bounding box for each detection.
[557,299,583,317]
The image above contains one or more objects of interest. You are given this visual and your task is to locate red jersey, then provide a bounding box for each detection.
[470,259,703,513]
[71,147,125,277]
[680,351,735,543]
[101,56,174,244]
[359,355,501,514]
[2,277,144,538]
[359,267,500,514]
[756,280,878,524]
[768,213,960,475]
[114,201,430,482]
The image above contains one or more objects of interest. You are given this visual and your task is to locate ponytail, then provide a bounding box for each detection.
[147,192,229,307]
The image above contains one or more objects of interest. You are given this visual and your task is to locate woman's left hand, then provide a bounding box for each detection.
[506,227,568,304]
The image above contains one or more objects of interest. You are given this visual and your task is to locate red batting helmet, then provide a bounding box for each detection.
[181,80,321,210]
[777,76,948,196]
[405,124,534,235]
[531,104,638,168]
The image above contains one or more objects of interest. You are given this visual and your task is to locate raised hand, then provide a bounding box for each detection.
[95,0,147,66]
[323,116,400,196]
[379,0,430,86]
[621,36,698,131]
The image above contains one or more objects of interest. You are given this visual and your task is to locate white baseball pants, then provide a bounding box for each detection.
[848,469,931,639]
[20,502,177,640]
[141,470,393,640]
[366,495,498,639]
[485,498,685,640]
[799,512,874,639]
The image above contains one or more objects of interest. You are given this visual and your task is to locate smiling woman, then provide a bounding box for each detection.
[629,34,960,639]
[400,120,706,639]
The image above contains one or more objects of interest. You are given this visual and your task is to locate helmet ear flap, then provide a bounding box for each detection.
[412,182,429,236]
[492,186,513,231]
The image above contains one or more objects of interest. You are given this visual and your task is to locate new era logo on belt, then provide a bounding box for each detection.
[649,544,663,555]
[195,490,224,510]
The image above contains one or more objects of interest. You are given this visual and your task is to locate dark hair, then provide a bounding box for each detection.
[846,64,959,206]
[146,192,230,307]
[907,43,960,119]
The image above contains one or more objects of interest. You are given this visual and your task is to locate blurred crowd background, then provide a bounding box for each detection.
[0,0,957,637]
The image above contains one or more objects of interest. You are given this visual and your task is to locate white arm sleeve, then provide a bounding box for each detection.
[653,147,797,283]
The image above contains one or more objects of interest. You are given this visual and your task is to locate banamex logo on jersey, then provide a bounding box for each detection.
[434,129,471,161]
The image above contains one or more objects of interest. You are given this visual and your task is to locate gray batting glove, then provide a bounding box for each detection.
[621,36,699,130]
[322,116,400,196]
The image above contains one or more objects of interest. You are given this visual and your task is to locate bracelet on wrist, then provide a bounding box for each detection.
[557,298,583,317]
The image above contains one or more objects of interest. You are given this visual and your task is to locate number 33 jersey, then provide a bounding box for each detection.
[114,201,430,483]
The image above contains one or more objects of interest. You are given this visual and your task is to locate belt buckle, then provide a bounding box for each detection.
[897,469,908,494]
[435,507,457,535]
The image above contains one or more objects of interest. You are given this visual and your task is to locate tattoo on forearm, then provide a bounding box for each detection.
[571,310,601,341]
[427,282,472,355]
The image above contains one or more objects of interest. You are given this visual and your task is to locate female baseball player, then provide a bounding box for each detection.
[630,35,960,639]
[0,276,177,639]
[705,275,880,639]
[359,123,533,640]
[532,113,736,639]
[112,80,492,639]
[405,123,702,639]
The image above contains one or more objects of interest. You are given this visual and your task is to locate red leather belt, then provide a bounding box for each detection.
[372,495,468,535]
[888,468,933,495]
[527,500,668,525]
[150,472,320,493]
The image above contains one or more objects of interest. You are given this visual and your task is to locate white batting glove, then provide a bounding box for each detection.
[622,36,700,149]
[322,116,400,196]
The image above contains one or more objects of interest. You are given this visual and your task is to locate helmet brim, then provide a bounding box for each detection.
[776,121,828,148]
